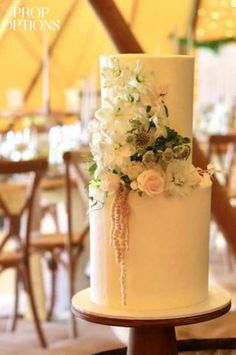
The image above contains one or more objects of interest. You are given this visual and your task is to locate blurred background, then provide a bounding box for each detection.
[0,0,236,354]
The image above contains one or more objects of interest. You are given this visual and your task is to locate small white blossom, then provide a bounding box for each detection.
[165,160,201,196]
[100,172,120,193]
[130,180,138,190]
[123,161,145,180]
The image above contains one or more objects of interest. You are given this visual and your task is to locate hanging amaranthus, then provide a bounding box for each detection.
[110,185,130,305]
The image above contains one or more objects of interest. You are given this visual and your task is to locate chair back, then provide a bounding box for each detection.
[0,158,48,259]
[208,134,236,191]
[63,149,92,249]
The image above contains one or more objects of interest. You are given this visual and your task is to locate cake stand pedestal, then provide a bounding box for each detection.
[72,286,231,355]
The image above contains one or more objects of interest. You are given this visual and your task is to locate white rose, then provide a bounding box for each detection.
[137,168,165,196]
[124,161,145,180]
[100,172,120,193]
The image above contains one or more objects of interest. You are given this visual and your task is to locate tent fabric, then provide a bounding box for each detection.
[0,0,192,111]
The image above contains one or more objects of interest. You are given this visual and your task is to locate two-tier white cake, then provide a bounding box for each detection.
[89,55,212,311]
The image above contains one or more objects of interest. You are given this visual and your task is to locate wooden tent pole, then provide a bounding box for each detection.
[88,0,236,254]
[192,138,236,247]
[24,0,79,103]
[88,0,143,53]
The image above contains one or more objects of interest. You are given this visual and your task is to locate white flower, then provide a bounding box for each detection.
[142,151,156,165]
[95,107,113,121]
[103,149,116,168]
[100,172,120,193]
[137,168,165,196]
[117,144,135,158]
[161,147,174,163]
[165,160,201,196]
[102,57,131,91]
[123,161,145,180]
[155,103,168,120]
[151,115,167,138]
[201,173,212,185]
[130,180,138,190]
[173,145,191,160]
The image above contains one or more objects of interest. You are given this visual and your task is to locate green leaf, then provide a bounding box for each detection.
[91,201,98,208]
[90,178,101,187]
[121,175,131,184]
[182,137,191,144]
[88,162,97,177]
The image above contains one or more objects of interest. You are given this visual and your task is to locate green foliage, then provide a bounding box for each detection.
[146,105,151,113]
[121,175,131,184]
[179,37,236,53]
[131,126,191,162]
[88,162,97,177]
[164,127,190,147]
[163,104,169,117]
[89,195,98,209]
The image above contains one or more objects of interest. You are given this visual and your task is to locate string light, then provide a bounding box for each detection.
[196,28,205,38]
[210,0,218,7]
[225,29,234,36]
[225,19,234,26]
[220,0,229,7]
[211,11,220,19]
[209,22,218,29]
[195,0,235,40]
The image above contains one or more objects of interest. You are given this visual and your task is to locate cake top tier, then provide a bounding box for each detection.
[89,55,212,198]
[101,54,194,59]
[100,55,194,140]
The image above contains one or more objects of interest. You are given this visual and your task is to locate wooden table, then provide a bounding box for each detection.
[72,287,231,355]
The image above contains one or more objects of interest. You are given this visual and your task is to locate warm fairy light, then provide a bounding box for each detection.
[209,22,218,29]
[225,29,234,36]
[225,19,235,26]
[211,11,220,19]
[195,0,236,40]
[220,0,229,6]
[196,28,205,37]
[210,0,218,7]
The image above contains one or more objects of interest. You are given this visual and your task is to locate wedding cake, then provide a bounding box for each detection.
[89,55,212,311]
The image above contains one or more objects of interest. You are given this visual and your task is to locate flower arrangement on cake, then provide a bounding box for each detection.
[89,56,212,305]
[89,57,209,200]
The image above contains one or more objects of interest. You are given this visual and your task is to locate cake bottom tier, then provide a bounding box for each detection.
[89,184,211,311]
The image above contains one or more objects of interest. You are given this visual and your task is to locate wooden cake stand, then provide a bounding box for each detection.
[72,286,231,355]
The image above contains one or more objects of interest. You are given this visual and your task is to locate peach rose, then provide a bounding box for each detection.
[100,172,120,193]
[137,168,165,196]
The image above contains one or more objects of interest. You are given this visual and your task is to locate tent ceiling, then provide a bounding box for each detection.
[0,0,192,110]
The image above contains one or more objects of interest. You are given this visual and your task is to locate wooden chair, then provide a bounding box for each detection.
[31,149,91,337]
[0,158,48,348]
[208,134,236,198]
